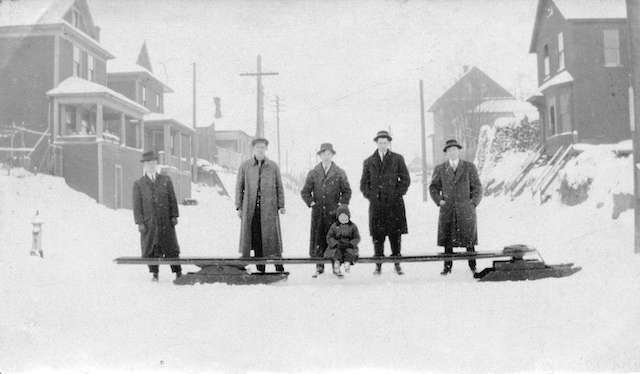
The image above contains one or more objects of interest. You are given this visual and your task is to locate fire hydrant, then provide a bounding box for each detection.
[31,210,43,258]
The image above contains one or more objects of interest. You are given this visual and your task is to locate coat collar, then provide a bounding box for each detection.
[371,149,392,170]
[315,161,336,178]
[444,160,466,183]
[252,156,270,167]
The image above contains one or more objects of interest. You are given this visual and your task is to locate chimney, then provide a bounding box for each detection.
[463,65,469,74]
[214,97,222,119]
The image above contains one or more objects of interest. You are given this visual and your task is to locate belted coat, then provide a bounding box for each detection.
[429,160,483,247]
[300,162,352,256]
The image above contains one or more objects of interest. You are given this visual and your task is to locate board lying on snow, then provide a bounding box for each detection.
[114,244,581,285]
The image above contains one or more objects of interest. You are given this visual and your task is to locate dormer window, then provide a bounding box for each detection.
[557,32,565,71]
[71,9,81,28]
[72,46,81,77]
[543,44,550,78]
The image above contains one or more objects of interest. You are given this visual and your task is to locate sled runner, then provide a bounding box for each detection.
[114,244,581,285]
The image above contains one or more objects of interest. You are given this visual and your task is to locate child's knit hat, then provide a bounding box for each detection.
[336,205,351,219]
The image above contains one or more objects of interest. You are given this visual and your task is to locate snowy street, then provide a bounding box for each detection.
[1,166,639,373]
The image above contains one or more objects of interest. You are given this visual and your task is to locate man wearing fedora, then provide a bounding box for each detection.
[133,150,182,281]
[429,139,483,276]
[235,137,286,273]
[301,142,352,277]
[360,130,411,275]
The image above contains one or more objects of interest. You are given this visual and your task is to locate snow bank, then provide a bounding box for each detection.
[1,169,640,372]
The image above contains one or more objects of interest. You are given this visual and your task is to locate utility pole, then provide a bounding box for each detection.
[273,95,283,166]
[240,55,279,138]
[627,0,640,253]
[191,62,198,181]
[419,80,428,202]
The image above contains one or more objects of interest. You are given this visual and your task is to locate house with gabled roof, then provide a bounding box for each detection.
[0,0,151,209]
[428,66,514,162]
[527,0,630,155]
[107,43,195,202]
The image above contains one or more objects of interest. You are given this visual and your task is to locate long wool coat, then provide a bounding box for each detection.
[235,157,285,257]
[133,174,180,258]
[429,160,483,248]
[360,150,411,238]
[300,162,352,256]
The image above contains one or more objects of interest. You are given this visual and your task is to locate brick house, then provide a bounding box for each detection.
[527,0,630,155]
[0,0,151,209]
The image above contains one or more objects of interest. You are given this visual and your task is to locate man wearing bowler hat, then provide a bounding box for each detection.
[360,130,411,275]
[133,150,182,281]
[301,142,352,277]
[235,137,286,273]
[429,139,483,276]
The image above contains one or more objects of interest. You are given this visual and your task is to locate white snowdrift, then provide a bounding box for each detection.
[1,162,639,373]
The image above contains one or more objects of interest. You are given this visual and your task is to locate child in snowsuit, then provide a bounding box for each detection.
[325,205,360,276]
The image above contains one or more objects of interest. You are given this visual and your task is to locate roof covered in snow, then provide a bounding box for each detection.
[0,0,76,27]
[143,112,194,133]
[47,76,149,114]
[538,70,574,92]
[107,59,173,93]
[472,98,539,116]
[554,0,626,19]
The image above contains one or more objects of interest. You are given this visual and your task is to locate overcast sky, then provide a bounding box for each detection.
[89,0,538,176]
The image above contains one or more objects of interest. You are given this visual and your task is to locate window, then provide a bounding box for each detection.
[543,44,550,78]
[141,85,147,106]
[558,32,565,71]
[71,9,80,28]
[559,92,571,133]
[126,120,141,148]
[604,29,620,66]
[87,55,95,81]
[155,93,160,108]
[72,46,81,77]
[64,106,76,135]
[548,96,557,135]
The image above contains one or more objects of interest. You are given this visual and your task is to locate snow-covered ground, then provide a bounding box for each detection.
[1,154,640,372]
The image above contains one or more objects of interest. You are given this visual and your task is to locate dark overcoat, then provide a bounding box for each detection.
[429,160,483,247]
[133,174,180,258]
[300,162,352,256]
[235,157,285,257]
[360,150,411,238]
[324,221,361,259]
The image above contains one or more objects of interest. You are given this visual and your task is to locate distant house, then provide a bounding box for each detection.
[0,0,152,209]
[428,66,514,162]
[214,129,253,170]
[527,0,630,155]
[107,43,195,202]
[195,122,217,165]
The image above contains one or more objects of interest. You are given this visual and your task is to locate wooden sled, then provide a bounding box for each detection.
[114,244,581,285]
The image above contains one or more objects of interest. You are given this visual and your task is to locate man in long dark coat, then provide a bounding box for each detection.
[429,139,483,276]
[301,143,352,277]
[133,150,182,281]
[235,138,286,273]
[360,130,411,275]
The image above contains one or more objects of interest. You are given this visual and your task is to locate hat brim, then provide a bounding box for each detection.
[443,144,462,152]
[316,149,336,155]
[140,157,159,162]
[373,135,393,142]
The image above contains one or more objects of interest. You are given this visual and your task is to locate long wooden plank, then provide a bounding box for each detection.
[114,251,517,266]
